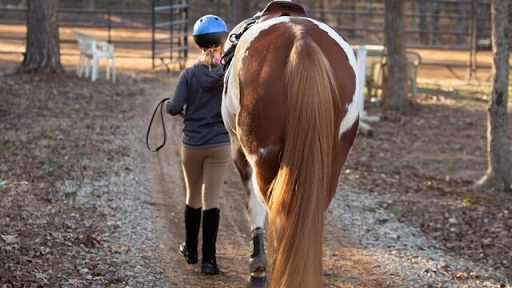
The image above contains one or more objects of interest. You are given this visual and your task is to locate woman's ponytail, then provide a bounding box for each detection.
[200,48,216,70]
[199,46,222,71]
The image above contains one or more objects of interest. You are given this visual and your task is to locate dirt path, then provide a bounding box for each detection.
[2,58,511,287]
[141,75,385,288]
[1,66,509,287]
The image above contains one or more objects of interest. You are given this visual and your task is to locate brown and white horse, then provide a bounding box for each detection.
[222,3,360,287]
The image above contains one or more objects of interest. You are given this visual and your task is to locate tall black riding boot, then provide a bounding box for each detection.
[179,205,201,264]
[201,208,220,274]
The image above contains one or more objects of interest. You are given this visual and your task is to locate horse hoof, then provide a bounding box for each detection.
[245,274,267,288]
[248,257,267,273]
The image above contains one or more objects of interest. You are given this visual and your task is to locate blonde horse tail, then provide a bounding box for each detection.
[268,35,339,288]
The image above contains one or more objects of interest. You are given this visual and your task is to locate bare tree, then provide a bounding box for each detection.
[382,0,408,110]
[475,0,511,192]
[20,0,62,73]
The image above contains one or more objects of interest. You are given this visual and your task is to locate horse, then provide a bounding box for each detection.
[222,2,360,287]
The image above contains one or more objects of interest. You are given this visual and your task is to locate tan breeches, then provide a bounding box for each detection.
[181,145,231,210]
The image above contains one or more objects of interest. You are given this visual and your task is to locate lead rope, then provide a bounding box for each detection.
[146,98,186,152]
[146,98,169,152]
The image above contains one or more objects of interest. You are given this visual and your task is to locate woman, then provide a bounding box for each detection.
[166,15,230,275]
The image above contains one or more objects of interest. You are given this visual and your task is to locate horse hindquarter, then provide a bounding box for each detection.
[227,17,359,288]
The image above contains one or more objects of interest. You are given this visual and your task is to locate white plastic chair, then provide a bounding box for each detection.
[75,31,116,83]
[75,31,93,78]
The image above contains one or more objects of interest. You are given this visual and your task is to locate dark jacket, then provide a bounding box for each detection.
[167,63,230,148]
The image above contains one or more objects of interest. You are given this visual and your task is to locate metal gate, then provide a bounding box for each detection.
[152,0,189,70]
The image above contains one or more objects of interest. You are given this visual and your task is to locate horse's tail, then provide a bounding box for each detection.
[268,35,339,288]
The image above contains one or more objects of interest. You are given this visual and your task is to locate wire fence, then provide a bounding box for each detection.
[189,0,502,50]
[0,0,501,48]
[0,0,509,73]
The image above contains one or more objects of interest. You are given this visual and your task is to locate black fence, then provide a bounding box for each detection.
[152,0,188,69]
[0,7,161,44]
[0,0,509,73]
[189,0,504,50]
[0,0,190,70]
[0,0,501,48]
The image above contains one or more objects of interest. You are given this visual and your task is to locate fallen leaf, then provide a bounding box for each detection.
[1,234,18,244]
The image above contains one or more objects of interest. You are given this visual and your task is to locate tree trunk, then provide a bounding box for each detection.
[382,0,409,110]
[20,0,62,73]
[475,0,511,192]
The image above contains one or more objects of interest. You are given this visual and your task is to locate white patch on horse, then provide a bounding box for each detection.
[340,101,359,137]
[244,153,269,230]
[222,63,238,136]
[257,146,280,158]
[247,167,268,230]
[297,17,360,137]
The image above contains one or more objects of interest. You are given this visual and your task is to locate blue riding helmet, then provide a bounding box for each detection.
[193,15,228,48]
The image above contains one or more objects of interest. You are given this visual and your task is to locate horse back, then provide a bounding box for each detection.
[238,18,356,121]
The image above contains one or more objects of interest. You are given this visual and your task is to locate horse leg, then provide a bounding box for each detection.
[244,145,285,287]
[246,177,267,277]
[232,143,268,287]
[245,183,267,287]
[222,57,267,285]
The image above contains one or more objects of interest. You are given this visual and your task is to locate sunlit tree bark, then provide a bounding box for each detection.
[382,0,409,110]
[475,0,511,192]
[20,0,62,73]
